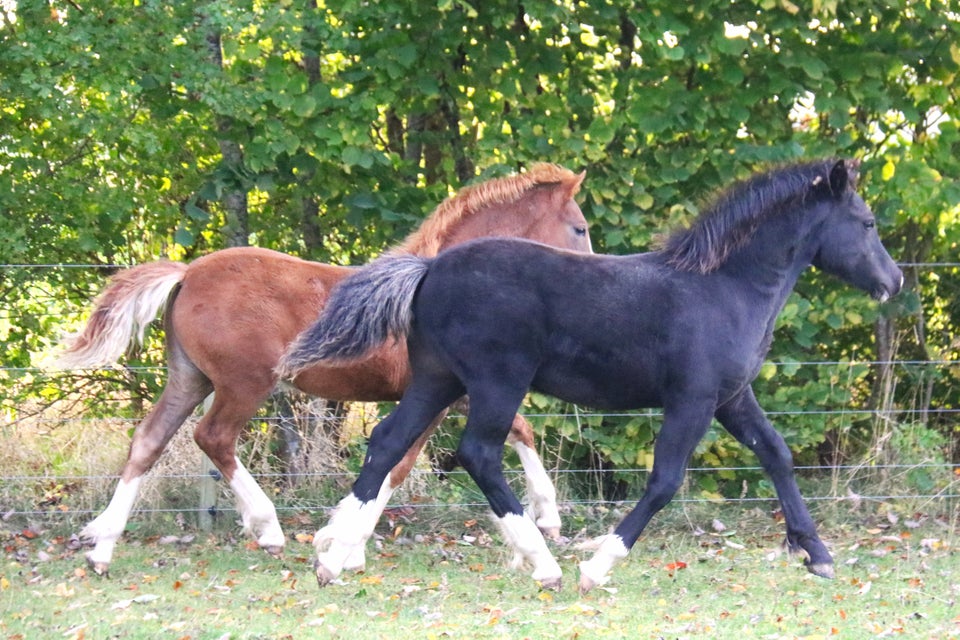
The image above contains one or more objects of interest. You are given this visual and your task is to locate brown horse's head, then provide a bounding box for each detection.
[398,163,591,257]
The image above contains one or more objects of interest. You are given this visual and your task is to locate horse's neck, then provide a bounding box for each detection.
[402,204,521,257]
[720,210,820,311]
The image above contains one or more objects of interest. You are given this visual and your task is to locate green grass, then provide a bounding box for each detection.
[2,506,958,639]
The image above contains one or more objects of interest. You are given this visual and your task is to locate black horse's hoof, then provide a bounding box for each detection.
[807,562,835,579]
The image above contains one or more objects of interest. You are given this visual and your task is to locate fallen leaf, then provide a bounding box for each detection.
[132,594,160,604]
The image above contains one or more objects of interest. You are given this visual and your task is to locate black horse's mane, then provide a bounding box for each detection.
[662,158,854,274]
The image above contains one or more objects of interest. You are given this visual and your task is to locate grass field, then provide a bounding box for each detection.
[2,504,958,639]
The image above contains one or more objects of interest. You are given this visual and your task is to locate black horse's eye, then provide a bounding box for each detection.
[863,220,876,230]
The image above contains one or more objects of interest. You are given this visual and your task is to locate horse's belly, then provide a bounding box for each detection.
[531,365,660,410]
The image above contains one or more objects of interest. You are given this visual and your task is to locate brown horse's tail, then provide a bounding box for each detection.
[52,261,188,369]
[278,252,430,378]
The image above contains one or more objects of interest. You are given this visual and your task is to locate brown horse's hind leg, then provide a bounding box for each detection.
[80,358,212,575]
[193,388,285,557]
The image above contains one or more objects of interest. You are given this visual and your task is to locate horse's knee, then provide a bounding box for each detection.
[645,469,685,511]
[193,424,238,472]
[506,414,535,448]
[455,436,500,478]
[752,428,794,470]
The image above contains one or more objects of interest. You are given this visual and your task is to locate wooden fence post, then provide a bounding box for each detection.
[198,394,219,532]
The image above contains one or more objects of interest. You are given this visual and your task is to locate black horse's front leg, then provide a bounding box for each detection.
[579,401,715,593]
[715,387,834,578]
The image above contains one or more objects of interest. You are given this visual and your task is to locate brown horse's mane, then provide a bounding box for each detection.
[397,163,583,257]
[661,158,857,274]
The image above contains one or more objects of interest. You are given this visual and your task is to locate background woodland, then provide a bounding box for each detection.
[1,1,958,502]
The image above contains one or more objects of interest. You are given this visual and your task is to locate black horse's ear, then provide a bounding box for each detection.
[828,159,850,195]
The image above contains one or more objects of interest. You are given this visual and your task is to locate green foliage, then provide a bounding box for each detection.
[2,1,958,487]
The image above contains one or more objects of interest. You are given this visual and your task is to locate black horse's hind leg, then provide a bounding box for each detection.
[579,401,714,593]
[715,387,834,578]
[313,372,464,586]
[456,386,563,589]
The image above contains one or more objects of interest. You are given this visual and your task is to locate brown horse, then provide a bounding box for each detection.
[55,164,590,576]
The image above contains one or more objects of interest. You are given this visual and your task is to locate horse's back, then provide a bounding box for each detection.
[412,237,761,410]
[411,239,672,406]
[173,247,352,381]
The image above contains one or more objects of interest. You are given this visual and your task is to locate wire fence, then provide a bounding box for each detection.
[2,261,959,531]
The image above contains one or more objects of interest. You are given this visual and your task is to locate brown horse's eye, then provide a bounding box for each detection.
[574,226,587,236]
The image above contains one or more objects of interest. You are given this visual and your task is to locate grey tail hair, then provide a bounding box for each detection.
[277,252,430,378]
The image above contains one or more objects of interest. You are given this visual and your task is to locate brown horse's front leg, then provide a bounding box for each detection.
[387,409,449,489]
[453,398,562,538]
[506,414,562,539]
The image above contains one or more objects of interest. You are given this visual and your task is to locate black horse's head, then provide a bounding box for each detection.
[812,160,903,302]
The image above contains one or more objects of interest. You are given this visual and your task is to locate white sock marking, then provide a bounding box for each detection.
[81,476,143,568]
[315,476,396,578]
[512,441,561,534]
[495,512,562,583]
[229,458,284,549]
[578,534,630,587]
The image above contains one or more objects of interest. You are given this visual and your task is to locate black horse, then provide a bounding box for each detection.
[281,158,903,593]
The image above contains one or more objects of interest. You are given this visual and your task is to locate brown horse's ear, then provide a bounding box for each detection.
[846,158,861,188]
[566,170,587,199]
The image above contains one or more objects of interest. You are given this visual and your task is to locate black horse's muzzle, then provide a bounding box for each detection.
[874,267,904,303]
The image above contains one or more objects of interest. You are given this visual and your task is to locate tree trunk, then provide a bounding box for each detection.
[204,28,248,248]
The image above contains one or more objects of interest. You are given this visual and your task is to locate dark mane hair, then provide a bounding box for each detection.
[662,158,856,274]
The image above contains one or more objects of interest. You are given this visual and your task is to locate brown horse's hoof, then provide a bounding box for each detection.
[315,560,337,587]
[85,553,110,577]
[577,574,597,595]
[538,576,562,592]
[539,526,562,541]
[807,562,835,579]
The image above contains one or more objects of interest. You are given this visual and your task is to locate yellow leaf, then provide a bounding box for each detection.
[881,160,896,181]
[314,603,339,616]
[359,575,383,585]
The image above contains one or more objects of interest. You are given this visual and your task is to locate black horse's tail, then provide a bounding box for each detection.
[277,252,430,378]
